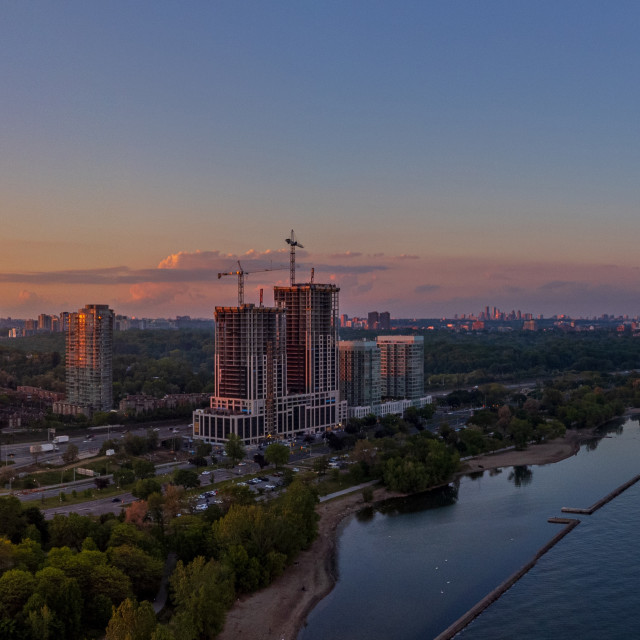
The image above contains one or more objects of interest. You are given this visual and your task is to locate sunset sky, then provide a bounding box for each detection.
[2,2,640,319]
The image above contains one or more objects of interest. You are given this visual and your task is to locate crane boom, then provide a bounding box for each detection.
[217,261,285,305]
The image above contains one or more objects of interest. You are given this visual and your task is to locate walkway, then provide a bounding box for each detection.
[319,480,378,503]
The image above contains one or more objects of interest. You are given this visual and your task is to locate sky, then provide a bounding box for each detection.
[2,1,640,320]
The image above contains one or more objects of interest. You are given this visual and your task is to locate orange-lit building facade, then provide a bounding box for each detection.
[64,304,114,415]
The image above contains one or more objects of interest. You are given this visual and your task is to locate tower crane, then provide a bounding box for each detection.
[217,261,284,306]
[285,229,303,286]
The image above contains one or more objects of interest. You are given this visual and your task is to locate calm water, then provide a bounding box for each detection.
[299,418,640,640]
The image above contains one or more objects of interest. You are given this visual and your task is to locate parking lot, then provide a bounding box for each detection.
[189,466,301,513]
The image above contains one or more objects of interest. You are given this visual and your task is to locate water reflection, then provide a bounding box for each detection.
[508,465,533,487]
[355,506,375,523]
[584,438,600,451]
[375,483,459,517]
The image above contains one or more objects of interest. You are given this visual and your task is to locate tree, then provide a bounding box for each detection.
[195,441,212,458]
[0,496,28,543]
[225,434,245,467]
[132,479,162,501]
[94,477,110,490]
[27,603,56,640]
[172,469,199,489]
[0,569,36,618]
[106,598,157,640]
[353,440,377,472]
[169,557,234,639]
[312,455,329,476]
[62,444,79,465]
[132,459,156,480]
[124,500,149,529]
[161,484,184,522]
[264,443,289,469]
[113,468,136,487]
[107,545,163,600]
[48,513,96,551]
[28,566,83,639]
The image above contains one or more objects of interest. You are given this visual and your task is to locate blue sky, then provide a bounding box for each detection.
[2,1,640,318]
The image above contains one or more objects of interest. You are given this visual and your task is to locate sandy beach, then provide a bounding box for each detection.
[217,430,594,640]
[459,429,589,474]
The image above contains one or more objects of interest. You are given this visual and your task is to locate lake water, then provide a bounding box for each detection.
[299,418,640,640]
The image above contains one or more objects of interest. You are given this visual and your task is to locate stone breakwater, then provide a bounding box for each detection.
[434,471,640,640]
[561,473,640,515]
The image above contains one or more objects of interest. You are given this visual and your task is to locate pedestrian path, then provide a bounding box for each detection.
[319,480,378,503]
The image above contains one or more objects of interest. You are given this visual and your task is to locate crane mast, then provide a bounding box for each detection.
[285,229,303,286]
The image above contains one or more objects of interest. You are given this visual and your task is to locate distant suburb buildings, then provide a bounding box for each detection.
[53,304,114,417]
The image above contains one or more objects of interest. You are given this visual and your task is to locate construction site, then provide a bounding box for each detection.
[193,231,346,444]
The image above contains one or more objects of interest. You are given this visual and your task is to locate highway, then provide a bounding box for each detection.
[1,422,193,471]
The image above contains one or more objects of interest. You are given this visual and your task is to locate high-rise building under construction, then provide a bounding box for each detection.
[195,270,346,444]
[273,283,339,395]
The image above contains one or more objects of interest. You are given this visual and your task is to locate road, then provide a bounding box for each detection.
[41,491,136,519]
[1,422,193,472]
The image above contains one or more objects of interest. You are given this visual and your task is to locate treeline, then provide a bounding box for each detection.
[421,331,640,384]
[329,408,461,494]
[0,478,318,639]
[441,372,639,457]
[0,329,214,402]
[5,328,640,400]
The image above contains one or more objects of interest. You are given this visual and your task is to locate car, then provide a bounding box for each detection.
[201,470,212,475]
[205,490,218,497]
[238,462,246,466]
[258,476,270,482]
[264,484,276,490]
[292,468,300,473]
[237,482,248,487]
[248,478,260,485]
[112,497,121,503]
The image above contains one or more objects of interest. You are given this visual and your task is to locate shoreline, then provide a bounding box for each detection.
[217,484,403,640]
[216,428,601,640]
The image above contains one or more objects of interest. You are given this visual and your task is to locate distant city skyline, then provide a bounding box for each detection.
[2,3,640,319]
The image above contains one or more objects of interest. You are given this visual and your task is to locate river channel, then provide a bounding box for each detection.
[299,417,640,640]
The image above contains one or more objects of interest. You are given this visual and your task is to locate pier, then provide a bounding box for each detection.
[561,473,640,515]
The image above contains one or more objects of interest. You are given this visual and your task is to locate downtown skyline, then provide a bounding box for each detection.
[2,2,640,319]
